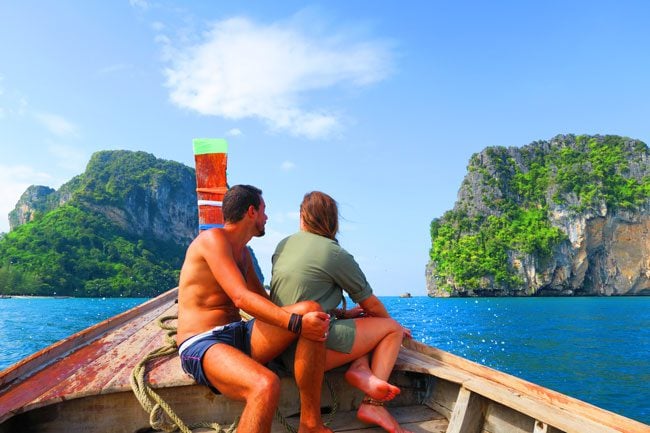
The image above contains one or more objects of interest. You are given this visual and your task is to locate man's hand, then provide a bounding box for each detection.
[300,311,330,341]
[402,326,413,339]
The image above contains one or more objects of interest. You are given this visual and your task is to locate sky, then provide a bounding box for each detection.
[1,1,649,296]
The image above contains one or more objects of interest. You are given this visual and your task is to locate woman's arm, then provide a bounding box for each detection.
[358,294,390,318]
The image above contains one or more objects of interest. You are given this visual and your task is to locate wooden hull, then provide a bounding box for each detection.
[1,289,648,433]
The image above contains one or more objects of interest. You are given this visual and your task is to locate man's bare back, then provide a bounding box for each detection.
[176,228,254,345]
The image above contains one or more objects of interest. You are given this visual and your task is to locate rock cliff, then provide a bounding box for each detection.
[9,185,57,229]
[9,150,198,245]
[426,134,650,296]
[0,150,198,296]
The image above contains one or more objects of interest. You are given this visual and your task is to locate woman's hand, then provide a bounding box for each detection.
[344,306,365,318]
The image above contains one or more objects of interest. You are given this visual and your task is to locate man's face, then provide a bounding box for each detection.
[254,197,268,237]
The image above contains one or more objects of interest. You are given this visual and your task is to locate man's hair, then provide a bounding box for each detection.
[300,191,339,241]
[223,185,263,223]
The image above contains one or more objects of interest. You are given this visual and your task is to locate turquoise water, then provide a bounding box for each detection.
[0,296,648,424]
[0,297,146,370]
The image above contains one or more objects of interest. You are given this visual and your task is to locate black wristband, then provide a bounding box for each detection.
[288,313,303,334]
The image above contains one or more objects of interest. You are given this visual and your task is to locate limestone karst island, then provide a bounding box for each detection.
[426,134,650,297]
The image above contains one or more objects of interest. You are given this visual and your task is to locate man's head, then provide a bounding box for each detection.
[300,191,339,241]
[223,185,266,236]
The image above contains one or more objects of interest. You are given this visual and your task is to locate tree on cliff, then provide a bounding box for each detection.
[0,150,198,297]
[427,134,650,297]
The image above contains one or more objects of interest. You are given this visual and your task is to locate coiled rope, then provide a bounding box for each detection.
[130,315,338,433]
[130,315,238,433]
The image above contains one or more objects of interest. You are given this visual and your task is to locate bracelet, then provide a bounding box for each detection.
[288,313,303,334]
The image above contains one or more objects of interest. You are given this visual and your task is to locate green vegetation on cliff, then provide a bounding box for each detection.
[0,150,196,297]
[429,135,650,293]
[0,205,182,296]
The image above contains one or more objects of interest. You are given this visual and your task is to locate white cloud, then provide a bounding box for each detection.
[0,165,52,233]
[163,16,392,139]
[227,128,242,137]
[47,142,88,172]
[17,97,28,116]
[97,63,132,76]
[0,78,28,118]
[129,0,149,10]
[34,112,79,137]
[281,160,296,171]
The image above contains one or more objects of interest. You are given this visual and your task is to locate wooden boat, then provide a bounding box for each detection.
[0,288,648,433]
[2,140,649,432]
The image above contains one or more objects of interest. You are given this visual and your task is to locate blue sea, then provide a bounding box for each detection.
[0,296,648,424]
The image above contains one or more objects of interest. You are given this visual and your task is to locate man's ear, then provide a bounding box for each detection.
[246,205,256,218]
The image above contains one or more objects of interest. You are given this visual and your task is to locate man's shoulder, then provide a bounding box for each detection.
[196,227,228,243]
[188,228,232,254]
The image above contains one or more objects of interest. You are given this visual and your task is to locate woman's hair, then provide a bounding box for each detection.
[300,191,339,240]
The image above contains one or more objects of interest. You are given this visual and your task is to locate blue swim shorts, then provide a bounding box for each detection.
[178,320,255,393]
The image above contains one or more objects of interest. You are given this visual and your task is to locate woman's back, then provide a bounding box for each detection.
[271,231,372,312]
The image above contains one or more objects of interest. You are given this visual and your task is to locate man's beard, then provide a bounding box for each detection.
[255,223,265,237]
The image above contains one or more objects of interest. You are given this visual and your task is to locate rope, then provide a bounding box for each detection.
[131,315,339,433]
[130,315,238,433]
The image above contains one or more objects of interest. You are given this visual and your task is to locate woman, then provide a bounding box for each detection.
[270,191,412,433]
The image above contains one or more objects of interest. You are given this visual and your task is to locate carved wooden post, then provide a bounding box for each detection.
[193,138,228,231]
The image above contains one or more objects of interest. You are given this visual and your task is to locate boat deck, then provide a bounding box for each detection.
[167,404,448,433]
[278,404,447,433]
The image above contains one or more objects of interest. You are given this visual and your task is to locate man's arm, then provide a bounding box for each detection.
[243,248,270,299]
[202,230,328,340]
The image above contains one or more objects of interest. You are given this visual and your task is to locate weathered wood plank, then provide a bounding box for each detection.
[464,377,619,433]
[0,291,177,423]
[396,347,473,384]
[35,304,182,404]
[446,387,485,433]
[481,399,535,433]
[401,340,650,433]
[0,289,177,390]
[533,420,549,433]
[271,404,447,433]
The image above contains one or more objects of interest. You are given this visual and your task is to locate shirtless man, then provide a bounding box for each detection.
[176,185,332,433]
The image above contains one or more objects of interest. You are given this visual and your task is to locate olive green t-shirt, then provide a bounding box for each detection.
[270,231,373,353]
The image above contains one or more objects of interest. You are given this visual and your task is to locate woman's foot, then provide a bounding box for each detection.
[345,363,400,401]
[357,399,413,433]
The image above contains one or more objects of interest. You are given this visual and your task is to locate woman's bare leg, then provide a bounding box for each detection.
[324,317,412,433]
[324,317,403,400]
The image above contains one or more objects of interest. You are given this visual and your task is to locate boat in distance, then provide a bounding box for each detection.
[0,287,648,433]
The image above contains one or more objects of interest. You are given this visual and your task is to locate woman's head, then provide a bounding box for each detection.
[300,191,339,240]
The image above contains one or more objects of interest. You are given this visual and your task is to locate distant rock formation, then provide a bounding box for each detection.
[9,185,56,229]
[9,150,198,245]
[1,150,198,296]
[426,134,650,297]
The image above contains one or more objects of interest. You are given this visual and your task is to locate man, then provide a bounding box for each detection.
[176,185,332,433]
